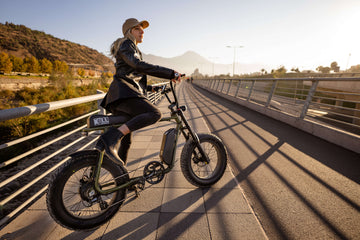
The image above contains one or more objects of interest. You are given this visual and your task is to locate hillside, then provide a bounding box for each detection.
[0,22,114,71]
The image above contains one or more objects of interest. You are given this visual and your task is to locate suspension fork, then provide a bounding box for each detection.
[177,109,210,164]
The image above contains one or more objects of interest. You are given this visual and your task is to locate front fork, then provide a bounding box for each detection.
[177,109,210,164]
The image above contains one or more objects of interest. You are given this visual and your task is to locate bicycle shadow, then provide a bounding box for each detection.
[62,179,237,240]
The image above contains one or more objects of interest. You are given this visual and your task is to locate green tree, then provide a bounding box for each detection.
[0,52,13,73]
[40,58,53,73]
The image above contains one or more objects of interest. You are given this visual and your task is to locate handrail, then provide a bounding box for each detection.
[0,82,169,227]
[0,93,106,122]
[194,77,360,153]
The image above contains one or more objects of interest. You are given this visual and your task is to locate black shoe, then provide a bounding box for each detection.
[95,127,124,164]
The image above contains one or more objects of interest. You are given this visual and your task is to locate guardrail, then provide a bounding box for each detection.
[0,82,168,227]
[194,77,360,153]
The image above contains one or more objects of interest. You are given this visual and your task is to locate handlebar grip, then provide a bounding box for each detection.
[174,73,186,78]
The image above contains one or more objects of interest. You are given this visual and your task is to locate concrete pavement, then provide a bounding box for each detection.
[0,82,267,240]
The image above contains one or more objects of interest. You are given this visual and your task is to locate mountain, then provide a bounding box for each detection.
[0,22,114,71]
[143,51,212,75]
[143,50,264,76]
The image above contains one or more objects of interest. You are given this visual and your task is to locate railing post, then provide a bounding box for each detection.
[234,80,241,97]
[219,80,224,92]
[210,79,215,89]
[216,80,221,91]
[226,79,233,95]
[247,81,256,101]
[300,80,319,119]
[266,80,278,107]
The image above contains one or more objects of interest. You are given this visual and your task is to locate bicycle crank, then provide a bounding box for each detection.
[143,161,165,184]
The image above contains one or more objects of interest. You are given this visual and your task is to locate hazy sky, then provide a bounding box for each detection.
[1,0,359,74]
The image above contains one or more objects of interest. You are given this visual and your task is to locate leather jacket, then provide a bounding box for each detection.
[101,39,174,111]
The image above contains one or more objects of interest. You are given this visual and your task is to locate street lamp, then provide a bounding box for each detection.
[227,45,244,76]
[209,57,219,76]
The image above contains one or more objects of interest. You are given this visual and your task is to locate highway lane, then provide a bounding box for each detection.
[185,83,360,240]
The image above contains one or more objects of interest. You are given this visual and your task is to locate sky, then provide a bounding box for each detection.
[1,0,360,74]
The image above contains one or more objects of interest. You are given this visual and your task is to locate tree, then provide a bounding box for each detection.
[316,66,331,74]
[88,69,95,77]
[23,56,40,73]
[272,66,287,78]
[330,61,340,72]
[10,55,23,72]
[53,60,68,74]
[291,67,300,73]
[77,68,85,77]
[0,52,13,73]
[347,64,360,73]
[40,58,53,73]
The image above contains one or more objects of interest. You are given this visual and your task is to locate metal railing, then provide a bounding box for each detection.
[0,82,168,227]
[196,77,360,134]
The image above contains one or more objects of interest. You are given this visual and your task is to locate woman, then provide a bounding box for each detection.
[96,18,181,165]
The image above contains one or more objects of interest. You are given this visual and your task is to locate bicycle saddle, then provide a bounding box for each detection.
[87,114,129,128]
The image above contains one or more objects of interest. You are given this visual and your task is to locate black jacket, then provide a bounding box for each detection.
[101,39,174,111]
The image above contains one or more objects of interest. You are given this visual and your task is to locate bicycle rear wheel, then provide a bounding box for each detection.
[180,133,227,188]
[46,151,128,230]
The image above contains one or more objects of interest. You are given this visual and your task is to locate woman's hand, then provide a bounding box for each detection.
[172,71,183,83]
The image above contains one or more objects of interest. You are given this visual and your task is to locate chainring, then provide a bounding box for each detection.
[143,161,165,184]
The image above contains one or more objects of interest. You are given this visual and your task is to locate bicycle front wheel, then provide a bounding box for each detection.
[180,133,227,188]
[46,151,128,230]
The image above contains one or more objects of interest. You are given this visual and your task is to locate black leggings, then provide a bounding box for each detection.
[109,97,162,163]
[109,97,162,132]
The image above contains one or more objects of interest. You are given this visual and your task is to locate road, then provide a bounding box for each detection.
[185,83,360,240]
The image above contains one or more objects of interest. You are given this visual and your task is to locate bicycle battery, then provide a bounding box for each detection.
[159,128,177,165]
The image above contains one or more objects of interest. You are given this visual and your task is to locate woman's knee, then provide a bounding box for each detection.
[152,109,162,122]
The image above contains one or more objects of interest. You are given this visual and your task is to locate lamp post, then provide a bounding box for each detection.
[209,57,219,76]
[227,45,244,76]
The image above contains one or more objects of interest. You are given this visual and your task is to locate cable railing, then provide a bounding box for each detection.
[194,77,360,153]
[0,82,169,227]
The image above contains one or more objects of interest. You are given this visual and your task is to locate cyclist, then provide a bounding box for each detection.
[96,18,182,165]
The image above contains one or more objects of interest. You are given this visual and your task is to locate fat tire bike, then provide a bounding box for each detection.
[46,80,228,230]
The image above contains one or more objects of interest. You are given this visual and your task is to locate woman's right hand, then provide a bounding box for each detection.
[172,71,184,83]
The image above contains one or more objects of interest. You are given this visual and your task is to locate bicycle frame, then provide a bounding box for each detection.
[82,81,208,195]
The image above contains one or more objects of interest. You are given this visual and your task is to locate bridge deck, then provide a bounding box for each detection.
[0,83,267,239]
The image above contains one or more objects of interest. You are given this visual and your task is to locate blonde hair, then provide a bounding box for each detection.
[110,29,136,58]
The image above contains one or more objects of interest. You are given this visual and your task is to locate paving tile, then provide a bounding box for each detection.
[210,170,239,189]
[165,170,197,189]
[120,187,164,212]
[156,212,210,240]
[207,213,267,240]
[101,212,159,240]
[203,188,252,213]
[0,209,57,240]
[161,188,205,213]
